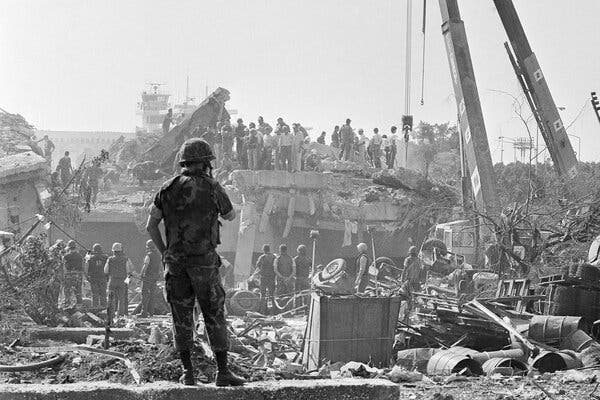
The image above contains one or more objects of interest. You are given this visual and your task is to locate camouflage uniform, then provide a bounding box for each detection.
[151,168,233,352]
[63,250,84,304]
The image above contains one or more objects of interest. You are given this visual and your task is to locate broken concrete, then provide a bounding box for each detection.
[0,379,399,400]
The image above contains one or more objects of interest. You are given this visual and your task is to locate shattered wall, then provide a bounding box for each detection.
[142,87,231,171]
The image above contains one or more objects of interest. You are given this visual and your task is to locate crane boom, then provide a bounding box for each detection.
[438,0,499,217]
[493,0,578,178]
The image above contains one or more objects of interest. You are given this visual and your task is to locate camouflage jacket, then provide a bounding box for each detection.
[152,170,233,265]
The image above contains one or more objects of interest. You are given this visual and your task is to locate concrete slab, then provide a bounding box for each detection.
[0,379,399,400]
[29,327,137,344]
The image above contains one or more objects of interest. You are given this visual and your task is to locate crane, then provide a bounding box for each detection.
[427,0,577,267]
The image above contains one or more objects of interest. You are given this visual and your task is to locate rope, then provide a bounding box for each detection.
[419,0,427,105]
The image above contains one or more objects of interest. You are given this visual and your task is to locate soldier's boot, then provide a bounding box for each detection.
[216,370,245,387]
[179,350,196,386]
[215,351,245,387]
[179,369,196,386]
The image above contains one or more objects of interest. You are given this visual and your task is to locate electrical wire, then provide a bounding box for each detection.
[565,100,589,131]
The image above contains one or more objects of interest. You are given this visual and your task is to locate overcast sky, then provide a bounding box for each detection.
[2,0,599,162]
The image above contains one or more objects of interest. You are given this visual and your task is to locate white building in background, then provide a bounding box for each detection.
[38,130,135,169]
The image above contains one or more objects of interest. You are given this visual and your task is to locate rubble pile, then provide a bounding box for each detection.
[0,111,39,157]
[0,236,63,325]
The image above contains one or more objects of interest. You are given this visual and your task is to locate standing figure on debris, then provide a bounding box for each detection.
[354,242,371,293]
[85,161,103,204]
[389,126,398,169]
[274,244,296,296]
[145,138,245,387]
[278,125,293,172]
[340,119,354,161]
[85,243,108,307]
[331,125,341,149]
[257,116,272,136]
[37,135,55,162]
[401,246,423,293]
[256,244,276,299]
[234,118,247,167]
[356,129,368,164]
[317,131,326,145]
[104,242,133,317]
[163,108,174,135]
[246,123,259,170]
[261,127,275,170]
[382,135,391,169]
[221,124,234,158]
[140,240,162,317]
[304,149,321,171]
[292,123,305,172]
[57,151,73,186]
[293,244,312,292]
[63,240,84,306]
[370,128,382,168]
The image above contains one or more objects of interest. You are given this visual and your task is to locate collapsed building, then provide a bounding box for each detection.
[80,87,457,278]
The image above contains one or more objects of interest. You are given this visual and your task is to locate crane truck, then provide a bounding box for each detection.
[424,0,578,272]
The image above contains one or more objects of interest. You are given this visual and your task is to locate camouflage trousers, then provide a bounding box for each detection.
[165,262,229,352]
[63,272,82,305]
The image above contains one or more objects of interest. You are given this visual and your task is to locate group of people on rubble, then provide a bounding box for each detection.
[330,120,402,169]
[180,116,404,173]
[188,116,313,172]
[53,238,163,319]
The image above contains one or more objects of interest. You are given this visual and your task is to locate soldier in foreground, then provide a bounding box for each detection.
[146,138,245,387]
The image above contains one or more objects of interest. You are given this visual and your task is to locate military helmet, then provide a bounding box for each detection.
[178,138,215,164]
[67,240,76,249]
[112,242,123,252]
[297,244,307,254]
[92,243,102,253]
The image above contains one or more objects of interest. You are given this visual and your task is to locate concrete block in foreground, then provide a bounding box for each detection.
[0,378,399,400]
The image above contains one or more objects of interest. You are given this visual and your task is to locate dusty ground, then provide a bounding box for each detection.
[394,373,599,400]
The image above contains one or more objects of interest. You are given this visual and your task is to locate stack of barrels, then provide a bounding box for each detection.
[548,263,600,323]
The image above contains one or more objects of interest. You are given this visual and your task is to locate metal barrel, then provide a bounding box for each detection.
[560,329,596,352]
[581,343,600,367]
[558,350,583,369]
[548,285,580,316]
[578,288,600,323]
[528,315,587,345]
[396,348,439,373]
[446,347,527,364]
[471,349,527,364]
[531,351,568,373]
[481,357,527,376]
[426,349,483,376]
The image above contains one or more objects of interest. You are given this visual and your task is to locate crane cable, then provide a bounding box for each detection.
[404,0,413,116]
[420,0,427,106]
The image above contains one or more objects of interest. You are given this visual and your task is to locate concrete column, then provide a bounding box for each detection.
[234,202,257,281]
